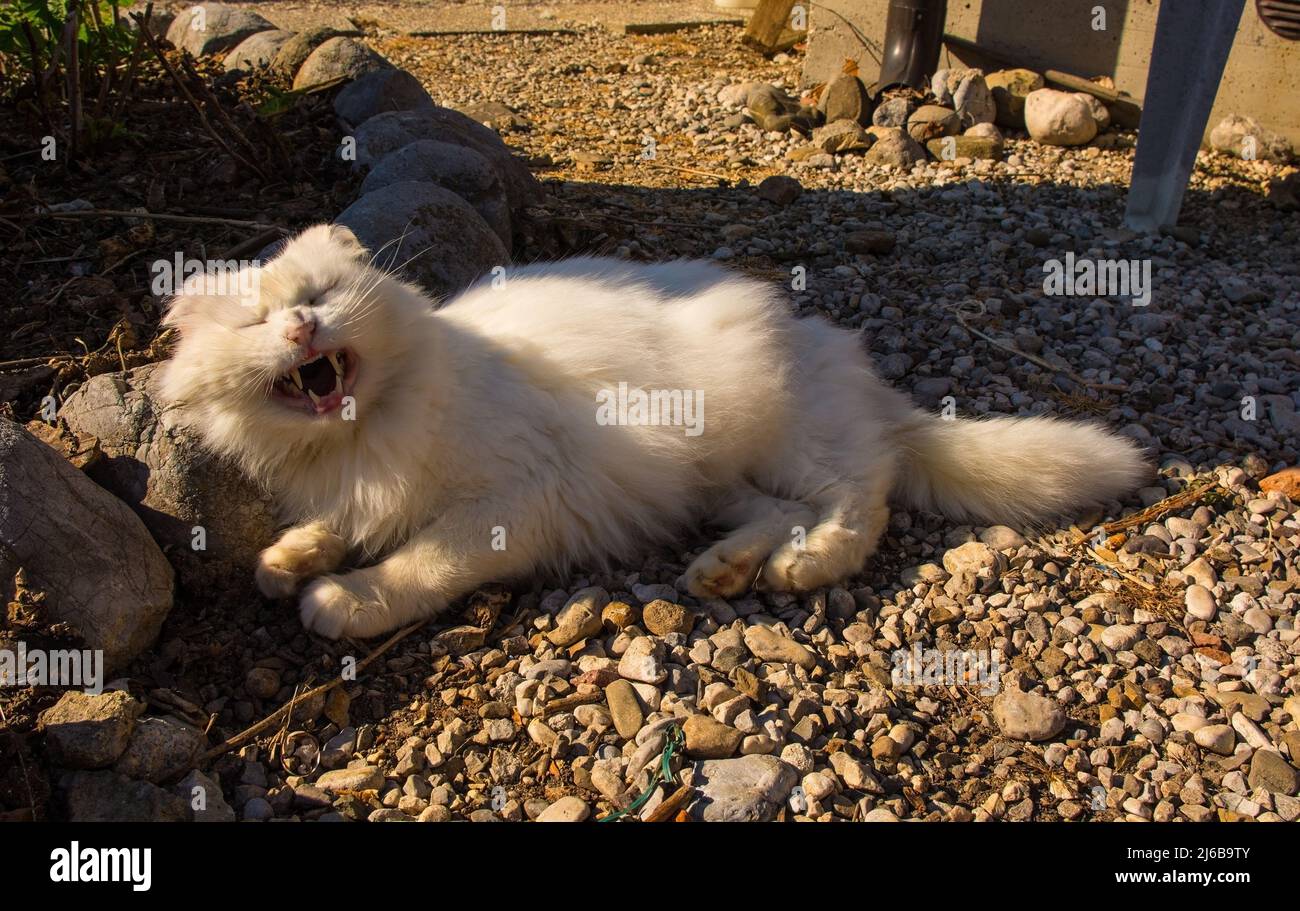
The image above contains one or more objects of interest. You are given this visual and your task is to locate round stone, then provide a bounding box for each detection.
[641,599,695,636]
[1184,584,1217,621]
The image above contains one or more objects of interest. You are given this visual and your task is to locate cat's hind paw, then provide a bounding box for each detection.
[685,544,764,599]
[761,524,867,592]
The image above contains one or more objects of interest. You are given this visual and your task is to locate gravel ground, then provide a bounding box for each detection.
[29,12,1300,823]
[248,0,740,33]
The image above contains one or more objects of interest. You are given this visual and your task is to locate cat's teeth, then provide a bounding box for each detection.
[307,390,321,406]
[328,352,344,376]
[290,368,304,390]
[334,373,343,395]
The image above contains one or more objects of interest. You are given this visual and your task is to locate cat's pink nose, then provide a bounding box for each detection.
[284,319,316,348]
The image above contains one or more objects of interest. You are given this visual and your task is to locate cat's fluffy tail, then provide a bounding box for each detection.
[892,413,1150,525]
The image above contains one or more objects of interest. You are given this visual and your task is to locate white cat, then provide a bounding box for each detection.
[159,224,1148,639]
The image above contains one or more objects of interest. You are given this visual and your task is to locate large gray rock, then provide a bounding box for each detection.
[1024,88,1097,146]
[688,754,798,821]
[59,770,191,822]
[174,769,235,822]
[272,26,357,77]
[745,84,815,133]
[58,366,277,590]
[818,74,872,125]
[360,140,512,246]
[930,68,957,105]
[224,29,294,72]
[1210,113,1293,164]
[113,715,206,783]
[334,68,435,130]
[864,126,927,169]
[0,420,173,673]
[1078,93,1111,131]
[906,104,960,143]
[39,691,144,769]
[336,182,509,299]
[986,69,1043,129]
[809,119,872,154]
[351,108,543,214]
[952,72,995,128]
[292,36,390,90]
[872,96,915,128]
[166,4,275,58]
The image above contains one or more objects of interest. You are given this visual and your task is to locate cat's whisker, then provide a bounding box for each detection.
[342,235,402,299]
[374,244,436,288]
[332,285,386,330]
[332,263,424,334]
[334,261,410,328]
[343,268,388,307]
[368,226,411,267]
[336,241,407,307]
[336,240,458,332]
[364,225,416,277]
[319,230,412,327]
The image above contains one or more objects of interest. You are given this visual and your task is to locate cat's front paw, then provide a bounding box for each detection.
[298,575,392,639]
[256,524,347,598]
[256,558,305,599]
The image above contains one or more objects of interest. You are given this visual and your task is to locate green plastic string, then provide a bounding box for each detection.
[597,723,684,822]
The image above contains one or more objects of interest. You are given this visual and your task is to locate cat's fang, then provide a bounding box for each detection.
[290,367,304,390]
[307,390,321,406]
[328,352,344,376]
[334,374,343,395]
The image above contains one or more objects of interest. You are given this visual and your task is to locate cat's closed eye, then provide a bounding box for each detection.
[306,282,338,307]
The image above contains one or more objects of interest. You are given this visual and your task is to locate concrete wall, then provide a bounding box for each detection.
[802,0,1300,147]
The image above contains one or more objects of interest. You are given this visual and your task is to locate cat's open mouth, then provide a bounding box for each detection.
[271,348,357,415]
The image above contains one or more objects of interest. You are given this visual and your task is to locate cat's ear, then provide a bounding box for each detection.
[328,224,368,260]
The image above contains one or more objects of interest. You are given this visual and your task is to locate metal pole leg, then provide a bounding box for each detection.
[1123,0,1245,233]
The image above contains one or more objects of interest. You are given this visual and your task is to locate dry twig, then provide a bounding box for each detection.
[8,208,281,230]
[200,620,427,762]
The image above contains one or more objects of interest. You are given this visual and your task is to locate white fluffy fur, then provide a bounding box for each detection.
[158,225,1149,638]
